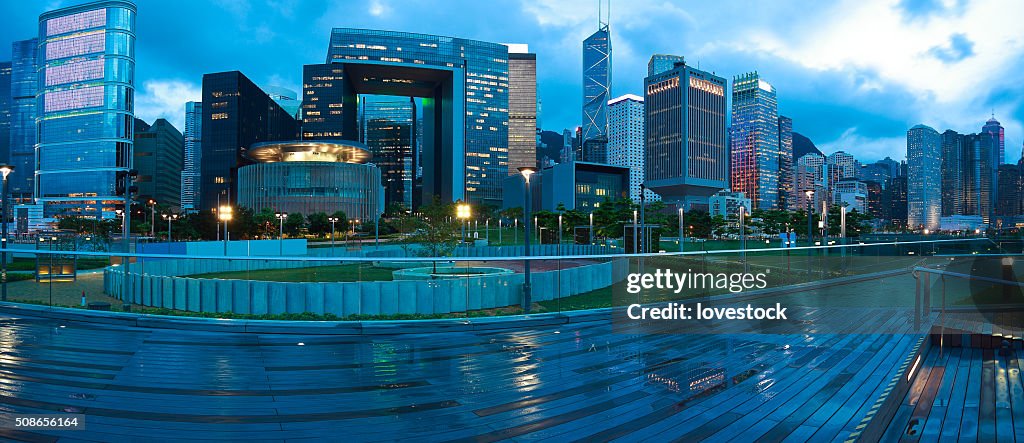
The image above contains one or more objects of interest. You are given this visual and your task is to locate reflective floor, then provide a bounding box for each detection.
[0,312,922,442]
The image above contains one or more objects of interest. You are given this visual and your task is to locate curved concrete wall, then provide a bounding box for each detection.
[104,258,628,316]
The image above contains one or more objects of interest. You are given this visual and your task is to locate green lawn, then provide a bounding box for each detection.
[189,263,394,282]
[6,257,110,271]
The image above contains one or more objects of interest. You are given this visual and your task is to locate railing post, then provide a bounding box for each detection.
[923,272,930,320]
[914,270,921,331]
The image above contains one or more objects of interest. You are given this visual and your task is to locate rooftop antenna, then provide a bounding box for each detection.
[598,0,610,29]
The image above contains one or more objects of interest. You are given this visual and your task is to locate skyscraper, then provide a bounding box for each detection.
[982,115,1005,165]
[730,72,780,210]
[363,99,415,211]
[607,94,657,202]
[36,0,137,218]
[300,64,354,141]
[778,116,794,210]
[995,164,1020,217]
[582,18,611,163]
[507,44,537,174]
[0,62,10,168]
[794,152,827,213]
[644,61,728,210]
[200,71,298,211]
[940,129,964,217]
[263,85,301,119]
[133,118,183,210]
[906,124,941,230]
[181,102,202,213]
[826,151,858,190]
[7,39,37,203]
[647,54,686,77]
[963,132,995,222]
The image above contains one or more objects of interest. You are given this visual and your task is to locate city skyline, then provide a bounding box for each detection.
[1,0,1020,164]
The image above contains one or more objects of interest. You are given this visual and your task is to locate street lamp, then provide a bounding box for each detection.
[456,201,471,245]
[276,212,287,255]
[162,213,177,242]
[678,206,684,253]
[218,205,232,255]
[328,216,339,255]
[589,212,594,245]
[805,190,815,246]
[147,199,156,238]
[518,166,537,313]
[739,205,747,271]
[632,209,638,254]
[0,164,12,302]
[639,184,646,254]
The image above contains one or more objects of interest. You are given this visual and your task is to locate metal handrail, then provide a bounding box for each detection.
[0,237,990,264]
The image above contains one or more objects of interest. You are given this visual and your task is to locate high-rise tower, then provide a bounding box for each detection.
[729,72,779,210]
[581,1,611,163]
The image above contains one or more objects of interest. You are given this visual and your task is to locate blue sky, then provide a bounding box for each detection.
[2,0,1022,163]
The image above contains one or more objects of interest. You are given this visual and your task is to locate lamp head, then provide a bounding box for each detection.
[517,166,537,180]
[0,165,13,179]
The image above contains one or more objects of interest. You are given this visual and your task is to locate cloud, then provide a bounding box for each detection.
[368,0,390,17]
[134,80,202,131]
[929,33,974,62]
[817,127,907,161]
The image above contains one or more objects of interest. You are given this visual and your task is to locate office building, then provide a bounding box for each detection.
[833,178,868,213]
[709,190,751,218]
[644,60,728,211]
[0,62,10,168]
[647,54,686,77]
[300,64,354,141]
[263,85,301,119]
[7,39,37,203]
[607,94,657,202]
[890,175,908,229]
[826,151,858,187]
[237,140,382,221]
[180,102,201,213]
[940,129,964,216]
[363,99,415,210]
[865,180,885,219]
[794,152,828,213]
[200,71,298,212]
[507,45,537,174]
[906,124,941,230]
[996,164,1020,217]
[133,118,183,210]
[324,29,509,206]
[36,0,137,218]
[730,72,780,210]
[778,116,794,210]
[582,22,611,163]
[963,132,995,222]
[983,115,1005,165]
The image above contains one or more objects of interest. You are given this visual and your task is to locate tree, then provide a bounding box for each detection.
[307,212,330,236]
[284,212,305,236]
[409,196,459,260]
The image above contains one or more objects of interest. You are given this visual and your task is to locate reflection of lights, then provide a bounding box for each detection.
[297,342,305,346]
[646,372,681,393]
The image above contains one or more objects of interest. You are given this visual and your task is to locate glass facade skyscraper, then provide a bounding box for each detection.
[8,39,38,202]
[778,115,794,210]
[133,118,183,210]
[325,29,509,206]
[507,46,537,175]
[940,129,964,217]
[647,54,685,77]
[0,62,11,169]
[200,71,298,212]
[730,72,780,210]
[36,1,136,218]
[581,25,611,162]
[983,116,1005,165]
[301,64,355,141]
[363,99,415,211]
[644,61,728,210]
[906,124,941,230]
[180,101,201,213]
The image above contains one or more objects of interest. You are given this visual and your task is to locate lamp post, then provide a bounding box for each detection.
[456,201,471,245]
[739,205,747,272]
[218,205,232,255]
[0,164,12,302]
[147,199,156,238]
[589,212,594,245]
[518,166,537,313]
[678,206,685,253]
[162,213,177,242]
[328,217,338,256]
[557,214,563,254]
[805,190,815,246]
[276,212,286,255]
[486,219,490,243]
[632,210,638,254]
[639,184,646,254]
[821,199,829,253]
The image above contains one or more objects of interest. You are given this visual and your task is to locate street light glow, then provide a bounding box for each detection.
[218,205,233,221]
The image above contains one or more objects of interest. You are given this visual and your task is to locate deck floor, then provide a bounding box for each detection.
[0,310,928,442]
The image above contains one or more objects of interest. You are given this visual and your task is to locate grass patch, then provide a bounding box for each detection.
[6,257,110,271]
[189,263,394,282]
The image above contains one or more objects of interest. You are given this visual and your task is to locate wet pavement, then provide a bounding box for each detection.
[0,311,922,442]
